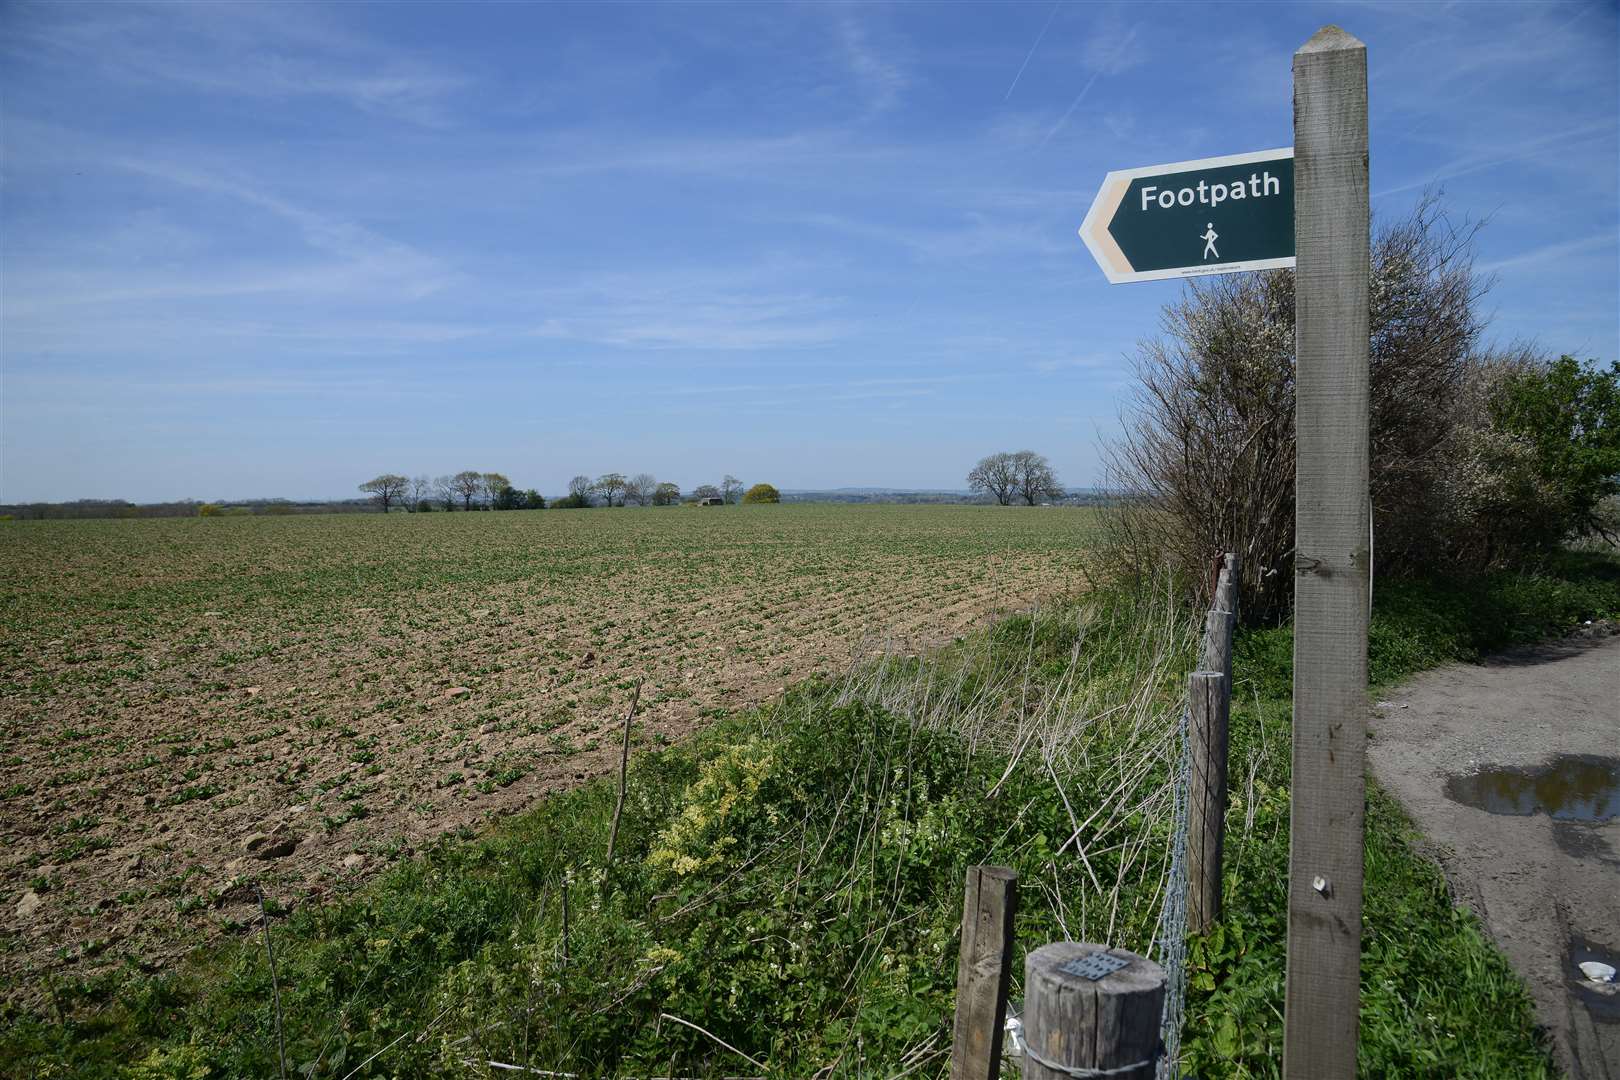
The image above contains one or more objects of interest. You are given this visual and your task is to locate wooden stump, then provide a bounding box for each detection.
[1022,943,1164,1080]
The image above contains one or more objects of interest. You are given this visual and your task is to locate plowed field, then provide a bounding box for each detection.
[0,503,1095,996]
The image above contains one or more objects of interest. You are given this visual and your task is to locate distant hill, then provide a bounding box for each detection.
[779,488,981,504]
[778,488,1111,505]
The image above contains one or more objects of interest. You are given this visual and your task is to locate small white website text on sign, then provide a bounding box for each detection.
[1139,171,1283,212]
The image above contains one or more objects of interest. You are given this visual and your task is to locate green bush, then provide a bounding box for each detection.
[1234,553,1620,695]
[1487,355,1620,550]
[742,483,781,504]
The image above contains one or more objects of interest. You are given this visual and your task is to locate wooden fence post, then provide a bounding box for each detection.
[1187,670,1230,932]
[1285,24,1370,1079]
[1022,943,1163,1080]
[1201,608,1236,687]
[1215,553,1242,618]
[951,865,1018,1080]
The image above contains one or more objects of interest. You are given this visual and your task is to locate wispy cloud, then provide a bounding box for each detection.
[1476,234,1616,275]
[530,271,852,351]
[5,1,466,125]
[786,211,1068,260]
[1373,120,1616,199]
[3,369,451,403]
[832,8,908,116]
[1033,354,1115,375]
[512,130,892,180]
[667,375,962,397]
[116,158,451,291]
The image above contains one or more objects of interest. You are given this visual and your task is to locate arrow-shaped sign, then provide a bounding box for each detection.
[1079,147,1295,283]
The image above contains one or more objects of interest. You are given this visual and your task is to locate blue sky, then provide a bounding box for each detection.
[2,0,1615,503]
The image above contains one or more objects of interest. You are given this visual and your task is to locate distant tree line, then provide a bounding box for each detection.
[354,471,772,512]
[357,472,544,513]
[553,473,749,509]
[3,480,1110,521]
[0,498,375,520]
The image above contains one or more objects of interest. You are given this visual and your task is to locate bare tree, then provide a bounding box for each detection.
[967,453,1017,505]
[1010,451,1063,505]
[1102,194,1490,620]
[691,484,721,502]
[567,475,595,506]
[434,475,456,511]
[721,475,743,505]
[624,473,657,507]
[358,474,409,513]
[452,471,484,512]
[408,475,432,511]
[653,482,681,506]
[594,473,627,507]
[481,472,512,509]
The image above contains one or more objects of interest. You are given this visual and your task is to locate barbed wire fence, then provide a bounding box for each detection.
[1153,702,1195,1079]
[1155,552,1239,1079]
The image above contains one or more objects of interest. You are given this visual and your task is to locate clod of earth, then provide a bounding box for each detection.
[244,834,297,859]
[15,891,43,919]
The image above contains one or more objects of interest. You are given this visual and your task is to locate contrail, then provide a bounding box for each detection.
[1004,1,1061,102]
[1040,23,1138,149]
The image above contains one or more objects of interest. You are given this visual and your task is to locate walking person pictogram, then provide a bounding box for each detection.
[1201,222,1220,260]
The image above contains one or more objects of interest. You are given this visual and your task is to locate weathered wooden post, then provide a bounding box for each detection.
[1022,943,1163,1080]
[1201,607,1236,685]
[1284,25,1371,1079]
[1186,670,1230,932]
[1216,552,1242,619]
[951,865,1018,1080]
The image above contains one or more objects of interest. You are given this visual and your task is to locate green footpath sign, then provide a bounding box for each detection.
[1079,147,1295,283]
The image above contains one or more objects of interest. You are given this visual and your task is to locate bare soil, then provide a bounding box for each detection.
[0,506,1091,1004]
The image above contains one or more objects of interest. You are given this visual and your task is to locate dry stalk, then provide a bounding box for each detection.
[605,680,643,870]
[256,885,288,1080]
[656,1013,766,1070]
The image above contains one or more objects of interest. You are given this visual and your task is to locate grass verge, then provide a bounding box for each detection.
[1181,550,1620,1077]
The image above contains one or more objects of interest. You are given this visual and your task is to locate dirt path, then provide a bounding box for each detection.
[1367,631,1620,1079]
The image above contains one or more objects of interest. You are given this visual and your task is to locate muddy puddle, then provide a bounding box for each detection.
[1444,755,1620,822]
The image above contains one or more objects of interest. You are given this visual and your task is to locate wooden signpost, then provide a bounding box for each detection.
[1282,27,1370,1079]
[1076,24,1371,1078]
